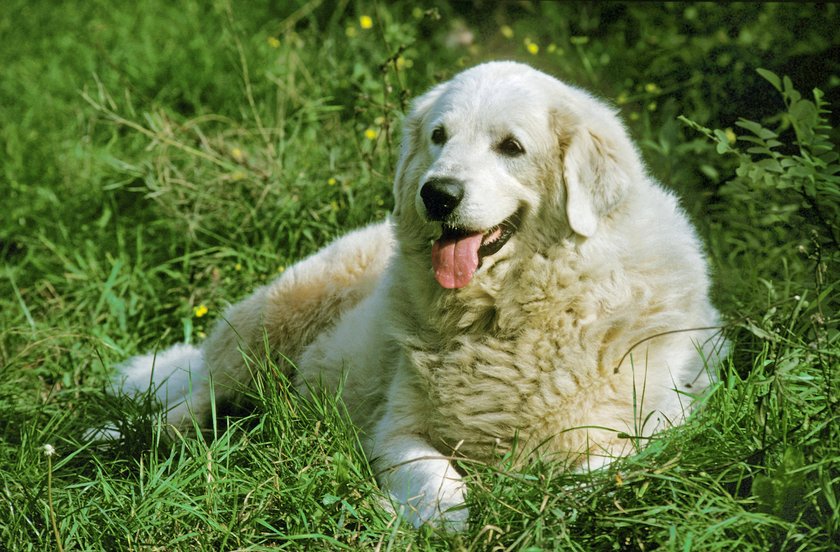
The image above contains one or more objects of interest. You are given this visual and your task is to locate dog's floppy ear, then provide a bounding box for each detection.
[557,107,640,238]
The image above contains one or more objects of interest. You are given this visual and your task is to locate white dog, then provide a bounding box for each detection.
[116,62,725,530]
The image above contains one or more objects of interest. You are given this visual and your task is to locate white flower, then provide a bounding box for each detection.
[43,444,56,457]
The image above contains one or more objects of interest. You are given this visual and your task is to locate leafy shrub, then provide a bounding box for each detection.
[683,69,839,546]
[682,69,838,300]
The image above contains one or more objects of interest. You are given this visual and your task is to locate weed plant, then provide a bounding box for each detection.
[1,1,838,550]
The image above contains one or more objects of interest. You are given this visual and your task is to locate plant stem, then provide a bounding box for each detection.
[47,454,64,552]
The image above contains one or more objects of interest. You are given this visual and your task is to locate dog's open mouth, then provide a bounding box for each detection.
[431,210,521,289]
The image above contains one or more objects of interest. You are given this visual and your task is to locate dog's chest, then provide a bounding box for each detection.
[405,320,597,459]
[391,253,619,459]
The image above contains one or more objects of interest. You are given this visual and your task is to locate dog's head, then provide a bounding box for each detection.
[392,61,643,289]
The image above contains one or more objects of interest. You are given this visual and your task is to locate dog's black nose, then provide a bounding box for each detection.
[420,177,464,220]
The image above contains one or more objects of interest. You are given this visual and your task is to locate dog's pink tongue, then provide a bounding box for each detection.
[431,232,483,289]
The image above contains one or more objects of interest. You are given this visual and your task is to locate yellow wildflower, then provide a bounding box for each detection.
[234,262,242,271]
[359,15,373,30]
[327,177,337,186]
[500,25,514,39]
[267,36,280,48]
[526,41,539,55]
[231,147,244,162]
[725,128,737,143]
[194,304,208,318]
[364,128,378,140]
[277,266,285,273]
[644,82,661,94]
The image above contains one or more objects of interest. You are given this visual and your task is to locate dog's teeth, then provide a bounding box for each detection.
[482,226,503,245]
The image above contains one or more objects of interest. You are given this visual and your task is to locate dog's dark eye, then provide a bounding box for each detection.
[497,136,525,157]
[431,126,447,145]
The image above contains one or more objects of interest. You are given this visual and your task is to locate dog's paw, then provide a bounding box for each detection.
[394,493,469,532]
[383,459,469,531]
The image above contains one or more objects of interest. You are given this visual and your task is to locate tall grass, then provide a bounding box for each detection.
[1,1,837,549]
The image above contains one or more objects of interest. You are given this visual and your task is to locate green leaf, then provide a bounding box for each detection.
[736,119,778,140]
[747,146,776,156]
[699,164,719,180]
[756,68,782,92]
[321,493,340,506]
[755,158,783,173]
[713,129,730,143]
[752,474,775,512]
[752,447,809,522]
[783,75,803,104]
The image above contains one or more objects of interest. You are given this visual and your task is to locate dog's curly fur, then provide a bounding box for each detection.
[115,62,725,530]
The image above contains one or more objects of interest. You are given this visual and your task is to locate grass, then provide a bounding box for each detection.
[1,1,838,550]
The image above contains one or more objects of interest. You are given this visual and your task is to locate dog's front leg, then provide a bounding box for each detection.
[369,372,468,531]
[372,430,468,531]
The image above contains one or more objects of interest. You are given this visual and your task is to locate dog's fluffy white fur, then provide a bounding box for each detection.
[115,62,725,530]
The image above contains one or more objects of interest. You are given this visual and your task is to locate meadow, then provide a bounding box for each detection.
[1,1,838,549]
